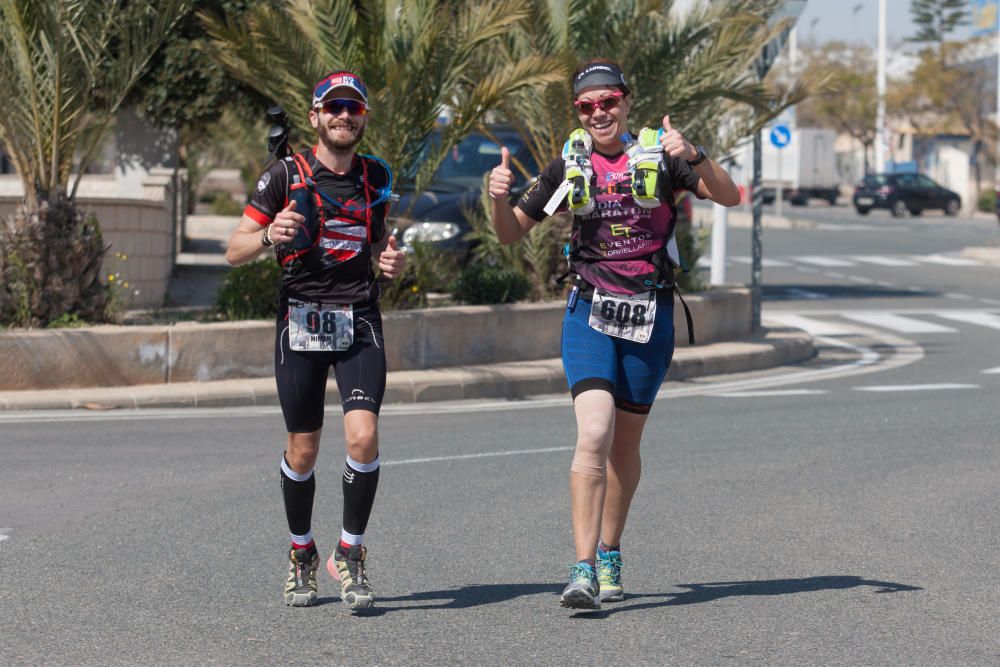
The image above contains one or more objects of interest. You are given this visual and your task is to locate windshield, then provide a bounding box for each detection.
[432,132,535,189]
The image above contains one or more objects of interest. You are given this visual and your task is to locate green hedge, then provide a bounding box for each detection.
[216,258,280,320]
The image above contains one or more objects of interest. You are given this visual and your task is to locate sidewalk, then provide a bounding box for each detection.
[0,328,812,411]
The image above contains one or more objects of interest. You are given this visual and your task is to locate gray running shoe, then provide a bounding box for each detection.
[327,545,376,610]
[284,546,319,607]
[560,562,601,610]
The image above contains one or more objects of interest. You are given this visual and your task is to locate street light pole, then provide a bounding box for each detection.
[874,0,887,173]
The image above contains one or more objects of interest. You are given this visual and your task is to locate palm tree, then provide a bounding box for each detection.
[0,0,191,327]
[200,0,565,196]
[482,0,818,172]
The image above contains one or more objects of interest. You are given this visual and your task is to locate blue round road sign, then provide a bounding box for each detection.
[770,124,791,149]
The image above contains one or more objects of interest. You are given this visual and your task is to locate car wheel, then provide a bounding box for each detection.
[827,195,838,205]
[891,200,908,217]
[908,208,922,216]
[944,199,959,216]
[855,207,870,216]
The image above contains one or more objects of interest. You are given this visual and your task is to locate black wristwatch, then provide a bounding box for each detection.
[687,145,708,167]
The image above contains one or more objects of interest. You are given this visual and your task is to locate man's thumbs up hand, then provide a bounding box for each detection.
[488,146,514,201]
[378,234,406,279]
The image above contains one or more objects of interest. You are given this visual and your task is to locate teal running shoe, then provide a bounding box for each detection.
[560,561,600,610]
[596,548,624,602]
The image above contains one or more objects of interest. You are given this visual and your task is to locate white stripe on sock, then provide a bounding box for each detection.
[280,457,314,483]
[340,530,364,546]
[346,454,381,473]
[291,531,314,547]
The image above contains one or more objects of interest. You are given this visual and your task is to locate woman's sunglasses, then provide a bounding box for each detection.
[317,98,368,117]
[573,91,624,115]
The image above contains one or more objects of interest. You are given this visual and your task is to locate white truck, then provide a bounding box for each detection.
[758,127,840,205]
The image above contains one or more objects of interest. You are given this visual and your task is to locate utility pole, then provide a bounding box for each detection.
[750,1,806,330]
[874,0,887,173]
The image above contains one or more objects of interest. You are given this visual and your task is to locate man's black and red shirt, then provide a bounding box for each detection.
[244,147,391,305]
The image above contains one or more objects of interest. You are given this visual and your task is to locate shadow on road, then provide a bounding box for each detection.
[570,575,923,619]
[352,576,920,617]
[364,583,564,615]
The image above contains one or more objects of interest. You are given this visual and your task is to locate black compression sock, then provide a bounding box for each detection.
[342,454,380,537]
[280,455,315,538]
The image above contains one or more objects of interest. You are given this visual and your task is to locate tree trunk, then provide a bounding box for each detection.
[0,198,109,327]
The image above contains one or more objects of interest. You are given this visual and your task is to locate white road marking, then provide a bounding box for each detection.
[383,445,573,466]
[981,298,1000,306]
[937,311,1000,331]
[764,313,858,336]
[729,256,792,268]
[850,255,918,267]
[0,531,8,546]
[825,272,847,280]
[816,223,880,231]
[982,366,1000,374]
[796,256,857,267]
[847,276,875,284]
[916,254,982,266]
[853,383,979,392]
[841,313,957,334]
[713,389,827,398]
[944,293,975,301]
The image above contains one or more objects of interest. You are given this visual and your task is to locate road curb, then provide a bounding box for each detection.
[0,329,813,411]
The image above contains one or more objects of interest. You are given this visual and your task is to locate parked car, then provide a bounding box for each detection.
[853,173,961,217]
[392,129,697,262]
[390,127,539,262]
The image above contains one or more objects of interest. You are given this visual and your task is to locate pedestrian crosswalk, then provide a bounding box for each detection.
[765,309,1000,336]
[697,253,985,269]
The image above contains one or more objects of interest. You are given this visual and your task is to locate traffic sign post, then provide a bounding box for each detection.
[750,1,805,331]
[770,124,791,218]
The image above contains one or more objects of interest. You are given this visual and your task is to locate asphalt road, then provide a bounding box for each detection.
[1,206,998,665]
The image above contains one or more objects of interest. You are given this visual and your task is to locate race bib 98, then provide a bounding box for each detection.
[288,301,354,352]
[588,289,656,343]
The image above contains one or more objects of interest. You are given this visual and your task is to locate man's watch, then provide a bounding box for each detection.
[687,145,708,167]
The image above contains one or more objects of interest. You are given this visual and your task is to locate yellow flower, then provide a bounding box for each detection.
[410,285,419,293]
[122,282,129,288]
[108,274,115,282]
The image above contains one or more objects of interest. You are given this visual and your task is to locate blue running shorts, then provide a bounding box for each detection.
[561,291,675,414]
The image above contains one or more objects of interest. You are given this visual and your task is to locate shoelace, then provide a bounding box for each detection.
[599,554,622,580]
[567,563,596,583]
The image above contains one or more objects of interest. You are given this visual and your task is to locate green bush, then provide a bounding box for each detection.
[379,239,460,310]
[210,191,243,216]
[977,188,995,213]
[451,260,531,305]
[216,258,280,320]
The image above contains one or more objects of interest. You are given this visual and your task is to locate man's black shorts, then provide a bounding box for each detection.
[274,301,386,433]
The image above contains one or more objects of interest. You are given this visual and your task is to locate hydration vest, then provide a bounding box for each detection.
[276,150,388,275]
[554,129,696,343]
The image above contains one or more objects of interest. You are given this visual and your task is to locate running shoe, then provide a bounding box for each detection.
[283,545,319,607]
[597,548,624,602]
[327,545,376,610]
[560,562,601,610]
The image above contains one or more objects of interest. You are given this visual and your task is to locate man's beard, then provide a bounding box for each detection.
[318,121,365,153]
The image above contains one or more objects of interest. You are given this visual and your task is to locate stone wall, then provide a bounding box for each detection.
[0,172,179,308]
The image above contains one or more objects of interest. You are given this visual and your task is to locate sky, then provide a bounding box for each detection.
[797,0,918,47]
[674,0,981,49]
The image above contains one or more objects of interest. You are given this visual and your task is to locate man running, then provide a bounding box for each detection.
[226,70,405,611]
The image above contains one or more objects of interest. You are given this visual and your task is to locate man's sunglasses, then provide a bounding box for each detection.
[317,98,368,116]
[573,91,624,115]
